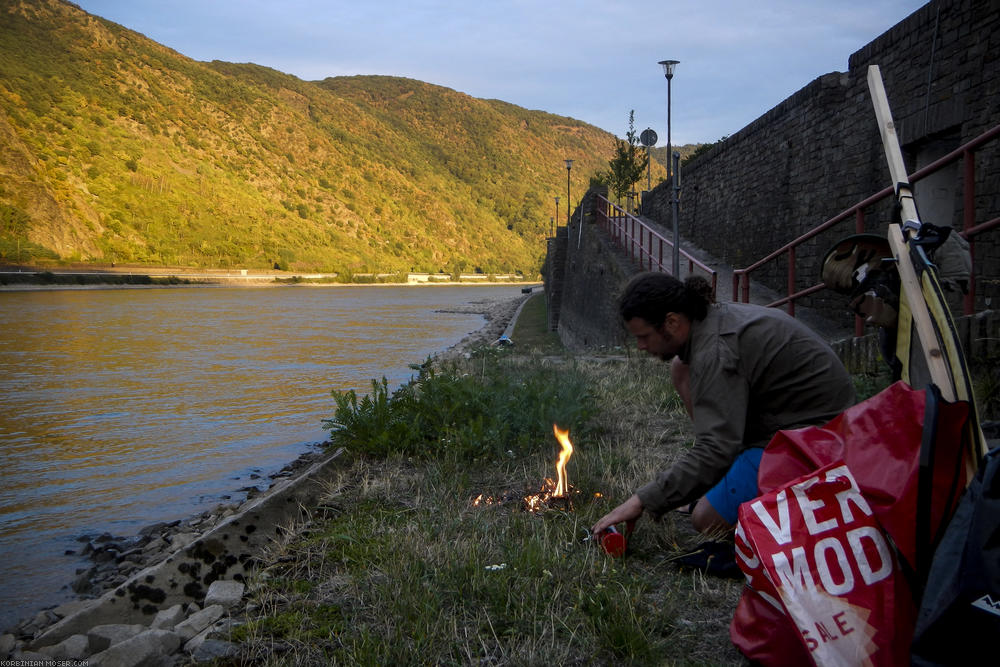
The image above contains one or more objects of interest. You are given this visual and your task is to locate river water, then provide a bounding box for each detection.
[0,284,516,630]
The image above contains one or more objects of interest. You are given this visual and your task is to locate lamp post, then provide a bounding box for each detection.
[564,159,573,226]
[554,196,560,230]
[658,60,679,183]
[658,59,680,275]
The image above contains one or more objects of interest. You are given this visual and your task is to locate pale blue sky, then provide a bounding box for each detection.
[73,0,927,145]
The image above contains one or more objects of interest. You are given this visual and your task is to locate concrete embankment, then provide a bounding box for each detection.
[1,447,344,664]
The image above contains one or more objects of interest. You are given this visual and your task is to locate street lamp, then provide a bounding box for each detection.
[564,159,573,225]
[658,59,680,276]
[554,196,560,230]
[658,60,679,183]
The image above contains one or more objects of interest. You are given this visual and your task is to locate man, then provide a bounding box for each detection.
[592,272,855,538]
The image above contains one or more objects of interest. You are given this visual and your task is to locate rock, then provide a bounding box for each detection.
[142,537,169,554]
[170,532,199,549]
[38,633,90,661]
[191,638,239,661]
[181,625,211,654]
[0,633,16,656]
[13,650,50,661]
[93,548,118,564]
[173,605,224,641]
[52,600,95,619]
[116,546,145,563]
[138,521,170,537]
[204,580,244,609]
[16,622,39,638]
[87,624,146,653]
[150,604,185,630]
[72,567,96,594]
[89,629,181,667]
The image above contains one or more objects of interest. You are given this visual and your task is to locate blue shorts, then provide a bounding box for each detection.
[704,447,764,525]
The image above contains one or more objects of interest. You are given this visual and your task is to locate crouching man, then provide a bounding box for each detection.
[592,272,855,538]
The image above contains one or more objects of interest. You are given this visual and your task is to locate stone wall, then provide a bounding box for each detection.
[642,0,999,313]
[544,187,636,350]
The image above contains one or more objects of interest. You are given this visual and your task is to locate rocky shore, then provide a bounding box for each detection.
[0,290,535,666]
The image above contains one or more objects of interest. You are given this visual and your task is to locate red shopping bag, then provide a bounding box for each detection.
[730,381,971,665]
[734,462,915,665]
[758,381,969,573]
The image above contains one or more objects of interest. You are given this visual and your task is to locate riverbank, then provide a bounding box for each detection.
[0,265,540,291]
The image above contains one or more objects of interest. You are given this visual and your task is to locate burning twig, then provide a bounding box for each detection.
[471,424,581,513]
[521,424,576,513]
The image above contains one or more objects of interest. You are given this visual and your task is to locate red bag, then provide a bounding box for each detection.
[730,381,971,665]
[735,461,915,665]
[758,381,969,571]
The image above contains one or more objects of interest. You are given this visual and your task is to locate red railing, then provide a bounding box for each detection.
[732,123,1000,336]
[596,195,718,296]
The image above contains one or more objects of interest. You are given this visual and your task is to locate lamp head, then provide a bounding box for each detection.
[658,59,679,80]
[564,159,574,170]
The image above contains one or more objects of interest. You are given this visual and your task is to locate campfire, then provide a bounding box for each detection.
[472,424,578,513]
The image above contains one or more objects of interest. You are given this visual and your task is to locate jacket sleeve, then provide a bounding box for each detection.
[635,338,751,518]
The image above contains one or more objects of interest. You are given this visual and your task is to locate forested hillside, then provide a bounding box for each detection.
[0,0,638,275]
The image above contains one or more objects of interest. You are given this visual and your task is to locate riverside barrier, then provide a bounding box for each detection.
[29,448,346,651]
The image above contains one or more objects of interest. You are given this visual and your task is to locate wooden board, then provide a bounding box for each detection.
[866,64,987,463]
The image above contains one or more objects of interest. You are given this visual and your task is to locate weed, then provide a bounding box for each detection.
[323,358,594,461]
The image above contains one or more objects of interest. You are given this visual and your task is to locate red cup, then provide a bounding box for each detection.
[600,525,626,557]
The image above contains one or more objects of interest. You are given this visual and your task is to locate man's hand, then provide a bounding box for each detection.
[591,493,643,537]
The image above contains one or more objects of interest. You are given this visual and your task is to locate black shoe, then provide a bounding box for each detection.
[673,540,743,579]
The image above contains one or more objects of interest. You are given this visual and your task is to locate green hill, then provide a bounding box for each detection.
[0,0,634,276]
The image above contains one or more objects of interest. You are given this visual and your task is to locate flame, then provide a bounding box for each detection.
[473,425,578,513]
[552,424,573,497]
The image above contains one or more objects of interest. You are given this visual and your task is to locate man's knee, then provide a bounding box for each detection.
[690,496,733,535]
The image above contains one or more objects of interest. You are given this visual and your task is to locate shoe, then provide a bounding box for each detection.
[673,540,743,579]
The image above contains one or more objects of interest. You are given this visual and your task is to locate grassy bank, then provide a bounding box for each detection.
[225,293,744,665]
[0,271,195,287]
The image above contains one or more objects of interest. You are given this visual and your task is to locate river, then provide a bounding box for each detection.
[0,284,519,630]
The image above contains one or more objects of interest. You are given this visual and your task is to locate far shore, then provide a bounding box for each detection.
[0,267,542,292]
[0,280,541,292]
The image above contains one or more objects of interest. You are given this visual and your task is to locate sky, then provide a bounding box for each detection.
[71,0,928,146]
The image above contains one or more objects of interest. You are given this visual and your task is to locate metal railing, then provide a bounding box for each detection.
[732,123,1000,336]
[596,195,718,296]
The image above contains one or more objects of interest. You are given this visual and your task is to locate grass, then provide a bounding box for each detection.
[508,292,564,355]
[0,271,195,286]
[220,303,745,666]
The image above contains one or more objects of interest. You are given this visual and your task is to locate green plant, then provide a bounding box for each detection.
[323,359,594,461]
[604,110,648,204]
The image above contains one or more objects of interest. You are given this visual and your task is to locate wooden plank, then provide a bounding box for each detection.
[867,64,987,462]
[867,66,956,400]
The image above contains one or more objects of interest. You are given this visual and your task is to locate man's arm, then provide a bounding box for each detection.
[636,347,751,518]
[591,494,643,536]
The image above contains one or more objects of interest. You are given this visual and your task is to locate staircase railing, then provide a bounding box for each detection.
[595,195,717,296]
[732,123,1000,336]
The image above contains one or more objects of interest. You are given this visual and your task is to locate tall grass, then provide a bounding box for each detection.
[229,345,744,665]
